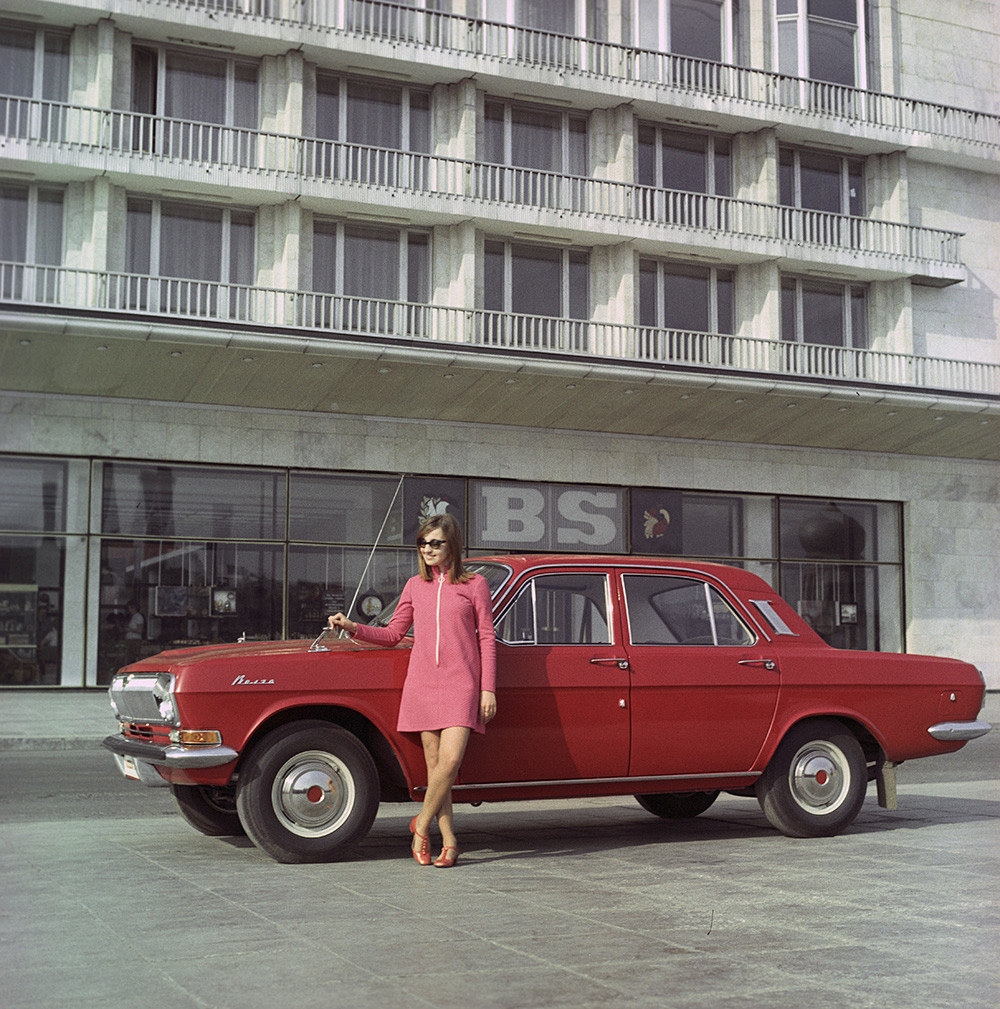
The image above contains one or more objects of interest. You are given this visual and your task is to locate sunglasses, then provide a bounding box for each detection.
[417,538,447,549]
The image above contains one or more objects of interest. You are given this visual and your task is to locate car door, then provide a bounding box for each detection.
[460,569,630,784]
[620,570,780,777]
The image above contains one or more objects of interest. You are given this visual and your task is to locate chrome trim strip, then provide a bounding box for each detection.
[927,720,992,741]
[444,771,758,792]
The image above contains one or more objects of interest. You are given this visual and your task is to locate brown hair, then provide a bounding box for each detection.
[415,514,471,583]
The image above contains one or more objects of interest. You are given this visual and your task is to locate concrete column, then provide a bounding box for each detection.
[869,0,902,94]
[432,221,476,341]
[741,0,772,72]
[866,151,909,222]
[256,201,305,323]
[736,259,781,346]
[591,243,634,328]
[69,19,118,107]
[261,51,306,156]
[732,127,778,205]
[590,105,634,184]
[64,177,123,273]
[868,278,913,355]
[433,78,477,161]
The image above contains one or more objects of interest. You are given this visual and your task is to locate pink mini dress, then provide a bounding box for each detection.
[350,568,497,734]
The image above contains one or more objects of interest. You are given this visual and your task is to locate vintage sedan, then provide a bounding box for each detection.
[104,555,990,862]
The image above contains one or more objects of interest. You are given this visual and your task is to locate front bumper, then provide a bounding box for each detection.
[103,733,240,776]
[927,720,992,741]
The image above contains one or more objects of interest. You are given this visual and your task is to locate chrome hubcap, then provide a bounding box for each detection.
[789,741,850,814]
[271,750,355,837]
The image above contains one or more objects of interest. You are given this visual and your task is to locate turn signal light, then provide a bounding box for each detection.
[170,729,223,746]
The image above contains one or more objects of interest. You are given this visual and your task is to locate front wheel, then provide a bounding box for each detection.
[755,719,866,838]
[635,790,720,819]
[171,783,245,837]
[236,721,380,863]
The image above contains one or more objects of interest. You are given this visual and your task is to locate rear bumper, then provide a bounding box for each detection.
[102,733,240,769]
[927,720,992,741]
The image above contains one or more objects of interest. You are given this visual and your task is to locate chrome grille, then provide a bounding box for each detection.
[108,672,177,725]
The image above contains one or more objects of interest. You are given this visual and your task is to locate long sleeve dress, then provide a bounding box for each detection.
[350,568,497,734]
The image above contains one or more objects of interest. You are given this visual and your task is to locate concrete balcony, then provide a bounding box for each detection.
[0,96,966,285]
[2,261,997,397]
[14,0,999,172]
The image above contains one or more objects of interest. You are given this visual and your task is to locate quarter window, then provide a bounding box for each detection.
[498,574,610,645]
[623,574,754,646]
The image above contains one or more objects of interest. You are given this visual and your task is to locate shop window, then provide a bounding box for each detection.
[101,463,285,540]
[96,539,283,683]
[0,537,65,685]
[287,545,417,638]
[777,498,901,650]
[289,472,405,545]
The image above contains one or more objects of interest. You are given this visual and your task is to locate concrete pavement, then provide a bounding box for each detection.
[1,689,998,1009]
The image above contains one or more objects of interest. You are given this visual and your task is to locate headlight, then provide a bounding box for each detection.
[151,673,179,725]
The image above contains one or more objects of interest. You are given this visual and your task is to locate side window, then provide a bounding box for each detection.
[623,575,754,647]
[497,574,610,645]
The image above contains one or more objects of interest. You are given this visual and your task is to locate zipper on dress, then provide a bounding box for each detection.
[435,571,444,665]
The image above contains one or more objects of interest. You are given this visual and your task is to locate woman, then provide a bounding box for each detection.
[328,514,497,867]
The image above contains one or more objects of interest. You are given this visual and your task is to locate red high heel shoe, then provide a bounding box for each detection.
[409,815,431,866]
[433,845,460,868]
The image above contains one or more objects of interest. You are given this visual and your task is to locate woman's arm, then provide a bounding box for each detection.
[329,582,414,646]
[473,576,497,694]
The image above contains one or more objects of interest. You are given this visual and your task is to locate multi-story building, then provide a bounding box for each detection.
[1,0,997,689]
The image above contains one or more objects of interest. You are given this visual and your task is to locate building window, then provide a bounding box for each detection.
[0,183,63,300]
[124,198,255,317]
[639,261,734,333]
[781,276,867,348]
[780,147,863,216]
[776,0,867,87]
[131,45,258,162]
[0,23,69,101]
[626,0,735,61]
[483,99,588,176]
[637,126,731,212]
[315,73,431,155]
[484,239,589,350]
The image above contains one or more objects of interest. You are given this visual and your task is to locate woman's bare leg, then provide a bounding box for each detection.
[414,726,470,850]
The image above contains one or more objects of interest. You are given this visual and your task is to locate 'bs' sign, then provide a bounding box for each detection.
[470,482,625,552]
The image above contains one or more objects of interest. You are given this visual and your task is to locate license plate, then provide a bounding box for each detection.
[122,755,141,781]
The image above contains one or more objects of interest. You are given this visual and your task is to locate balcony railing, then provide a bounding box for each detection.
[0,95,964,271]
[140,0,1000,149]
[3,261,996,398]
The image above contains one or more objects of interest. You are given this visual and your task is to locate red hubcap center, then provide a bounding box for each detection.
[306,785,324,803]
[815,770,829,786]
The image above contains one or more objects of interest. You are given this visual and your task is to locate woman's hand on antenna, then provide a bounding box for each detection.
[328,613,357,636]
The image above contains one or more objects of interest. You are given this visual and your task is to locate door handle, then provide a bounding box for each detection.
[738,658,777,671]
[590,657,630,670]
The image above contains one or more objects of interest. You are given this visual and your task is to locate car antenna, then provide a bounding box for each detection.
[309,472,406,652]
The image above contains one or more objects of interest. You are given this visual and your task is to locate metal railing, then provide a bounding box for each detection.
[143,0,1000,149]
[0,95,964,268]
[3,261,996,397]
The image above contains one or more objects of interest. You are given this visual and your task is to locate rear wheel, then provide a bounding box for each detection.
[755,719,866,838]
[236,721,380,863]
[171,784,245,837]
[635,790,720,819]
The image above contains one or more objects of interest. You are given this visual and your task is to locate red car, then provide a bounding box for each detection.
[104,555,990,863]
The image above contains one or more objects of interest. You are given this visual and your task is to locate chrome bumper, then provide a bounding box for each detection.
[927,720,992,741]
[103,733,239,773]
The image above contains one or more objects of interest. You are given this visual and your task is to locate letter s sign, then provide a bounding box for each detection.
[556,490,619,546]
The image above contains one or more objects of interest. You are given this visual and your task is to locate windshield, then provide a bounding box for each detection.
[369,561,512,628]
